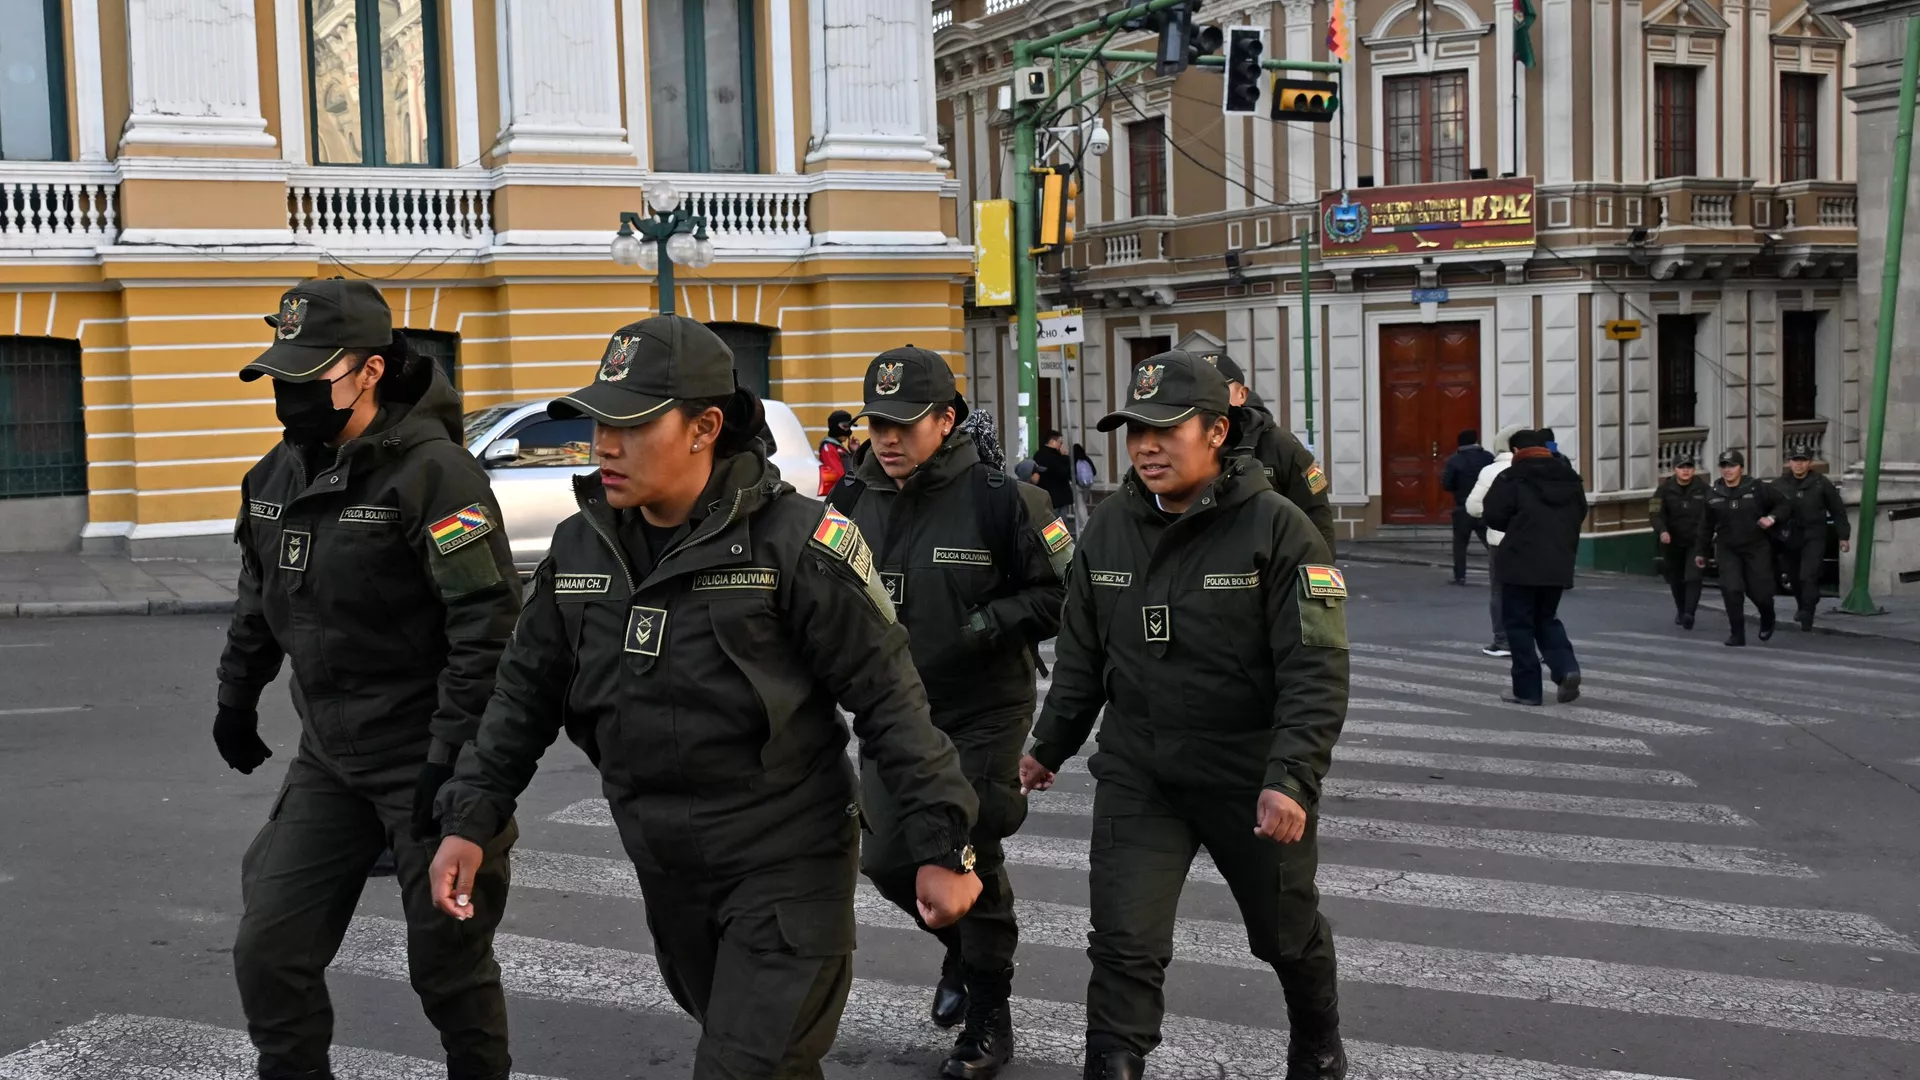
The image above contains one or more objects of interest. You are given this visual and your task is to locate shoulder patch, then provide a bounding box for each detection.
[1301,564,1347,599]
[1041,518,1073,554]
[428,503,494,555]
[1304,461,1329,496]
[811,506,858,560]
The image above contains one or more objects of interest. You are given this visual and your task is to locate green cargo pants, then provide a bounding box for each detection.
[1082,751,1339,1059]
[233,746,517,1079]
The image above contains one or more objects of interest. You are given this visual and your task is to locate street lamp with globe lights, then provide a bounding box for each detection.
[608,180,717,315]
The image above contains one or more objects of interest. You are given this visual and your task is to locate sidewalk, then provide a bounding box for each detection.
[0,552,238,617]
[1340,537,1920,646]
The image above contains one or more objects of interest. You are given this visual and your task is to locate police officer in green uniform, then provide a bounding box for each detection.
[1017,351,1351,1080]
[1196,351,1336,555]
[217,279,523,1080]
[428,316,983,1080]
[1693,449,1787,646]
[834,347,1069,1079]
[1647,454,1712,629]
[1772,448,1850,631]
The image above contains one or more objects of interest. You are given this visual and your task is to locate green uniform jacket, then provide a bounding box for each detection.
[216,369,521,765]
[1231,404,1336,556]
[1695,476,1788,559]
[844,432,1068,731]
[1771,470,1850,547]
[1029,458,1350,807]
[1648,475,1714,547]
[436,447,978,879]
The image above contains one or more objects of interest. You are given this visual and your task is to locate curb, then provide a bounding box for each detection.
[2,597,235,618]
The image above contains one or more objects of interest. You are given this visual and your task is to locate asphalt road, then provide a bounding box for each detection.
[2,560,1918,1079]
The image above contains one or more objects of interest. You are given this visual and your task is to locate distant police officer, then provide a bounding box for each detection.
[835,347,1070,1079]
[1772,448,1851,631]
[1694,449,1787,646]
[1018,351,1351,1080]
[429,316,982,1080]
[217,279,523,1080]
[1648,454,1712,629]
[1197,351,1336,555]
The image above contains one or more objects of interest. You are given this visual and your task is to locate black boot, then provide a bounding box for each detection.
[367,845,396,878]
[942,967,1014,1079]
[1681,611,1695,630]
[1083,1049,1145,1080]
[259,1068,334,1080]
[1799,608,1815,632]
[1285,1030,1348,1080]
[1758,607,1776,642]
[1724,614,1746,647]
[930,950,967,1029]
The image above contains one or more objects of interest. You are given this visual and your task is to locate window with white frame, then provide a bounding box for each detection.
[308,0,445,167]
[1127,117,1167,217]
[0,0,68,161]
[1383,72,1468,185]
[1780,73,1821,183]
[1653,65,1699,179]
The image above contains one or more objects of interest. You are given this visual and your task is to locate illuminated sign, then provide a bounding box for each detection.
[1319,178,1537,259]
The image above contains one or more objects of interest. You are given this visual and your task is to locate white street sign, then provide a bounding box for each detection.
[1034,311,1084,347]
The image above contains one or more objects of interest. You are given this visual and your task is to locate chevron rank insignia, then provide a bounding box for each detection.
[429,503,493,555]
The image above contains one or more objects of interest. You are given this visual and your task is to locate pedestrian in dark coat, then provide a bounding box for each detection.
[1439,429,1494,584]
[1771,449,1851,631]
[1693,449,1787,646]
[1647,455,1713,628]
[1481,429,1587,706]
[1201,350,1338,555]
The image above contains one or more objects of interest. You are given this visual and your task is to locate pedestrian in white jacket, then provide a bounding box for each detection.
[1466,424,1526,656]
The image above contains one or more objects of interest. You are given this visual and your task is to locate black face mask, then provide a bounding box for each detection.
[274,363,366,446]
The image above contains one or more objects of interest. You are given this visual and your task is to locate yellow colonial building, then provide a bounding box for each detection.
[0,0,966,555]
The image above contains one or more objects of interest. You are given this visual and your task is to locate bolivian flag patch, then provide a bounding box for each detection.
[1304,461,1329,495]
[429,503,493,555]
[811,506,857,559]
[1302,564,1346,599]
[1041,518,1072,554]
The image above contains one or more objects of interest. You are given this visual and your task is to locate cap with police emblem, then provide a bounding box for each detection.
[1718,449,1745,468]
[1787,447,1812,461]
[1096,350,1232,432]
[1672,453,1695,468]
[550,315,738,426]
[1197,350,1248,385]
[241,278,394,382]
[856,345,959,424]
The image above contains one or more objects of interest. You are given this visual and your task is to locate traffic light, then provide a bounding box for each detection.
[1142,2,1221,76]
[1271,78,1339,122]
[1222,26,1265,115]
[1034,167,1078,252]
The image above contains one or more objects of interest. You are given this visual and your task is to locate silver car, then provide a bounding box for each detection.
[463,398,823,570]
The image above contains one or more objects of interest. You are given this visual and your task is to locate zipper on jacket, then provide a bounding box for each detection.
[582,508,638,595]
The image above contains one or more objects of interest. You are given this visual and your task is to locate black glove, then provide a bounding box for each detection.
[958,608,999,651]
[411,761,457,841]
[212,704,272,775]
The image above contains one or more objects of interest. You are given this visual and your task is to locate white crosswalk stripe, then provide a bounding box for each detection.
[1353,656,1808,725]
[1351,675,1714,735]
[1593,632,1920,685]
[0,1015,562,1080]
[332,915,1714,1080]
[1334,746,1695,785]
[1345,719,1656,755]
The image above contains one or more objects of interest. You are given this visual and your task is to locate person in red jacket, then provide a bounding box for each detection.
[817,408,859,495]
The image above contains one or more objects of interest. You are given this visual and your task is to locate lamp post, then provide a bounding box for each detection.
[609,180,716,316]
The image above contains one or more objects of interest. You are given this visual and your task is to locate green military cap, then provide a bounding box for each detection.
[1197,350,1247,385]
[856,345,959,424]
[241,278,393,382]
[1718,449,1745,467]
[551,315,737,426]
[1096,349,1232,432]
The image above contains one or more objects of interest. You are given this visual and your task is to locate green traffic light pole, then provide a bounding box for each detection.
[1009,0,1343,457]
[1841,12,1920,615]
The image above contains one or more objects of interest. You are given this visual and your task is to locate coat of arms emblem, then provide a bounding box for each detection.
[276,297,308,341]
[599,334,639,382]
[1133,363,1166,401]
[874,362,905,395]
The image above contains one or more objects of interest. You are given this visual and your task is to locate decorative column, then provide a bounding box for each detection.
[120,0,276,150]
[491,0,632,158]
[1282,0,1317,202]
[1543,0,1575,183]
[70,0,108,161]
[807,0,939,164]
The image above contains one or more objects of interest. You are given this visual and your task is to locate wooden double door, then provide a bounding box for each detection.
[1380,322,1482,524]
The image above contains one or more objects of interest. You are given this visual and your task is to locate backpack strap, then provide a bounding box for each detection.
[972,465,1022,595]
[826,474,865,516]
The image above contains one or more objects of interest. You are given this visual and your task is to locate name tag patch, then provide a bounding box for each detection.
[339,505,401,524]
[692,568,779,591]
[279,530,311,572]
[1090,570,1133,588]
[248,499,283,521]
[554,573,612,595]
[1204,572,1260,589]
[933,548,993,566]
[880,572,905,606]
[1142,604,1171,643]
[625,605,667,656]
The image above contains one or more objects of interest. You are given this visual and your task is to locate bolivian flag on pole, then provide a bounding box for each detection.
[1327,0,1349,61]
[1514,0,1538,68]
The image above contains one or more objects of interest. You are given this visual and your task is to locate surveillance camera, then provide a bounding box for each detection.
[1087,123,1111,157]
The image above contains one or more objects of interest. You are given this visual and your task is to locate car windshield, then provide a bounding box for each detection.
[462,405,521,449]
